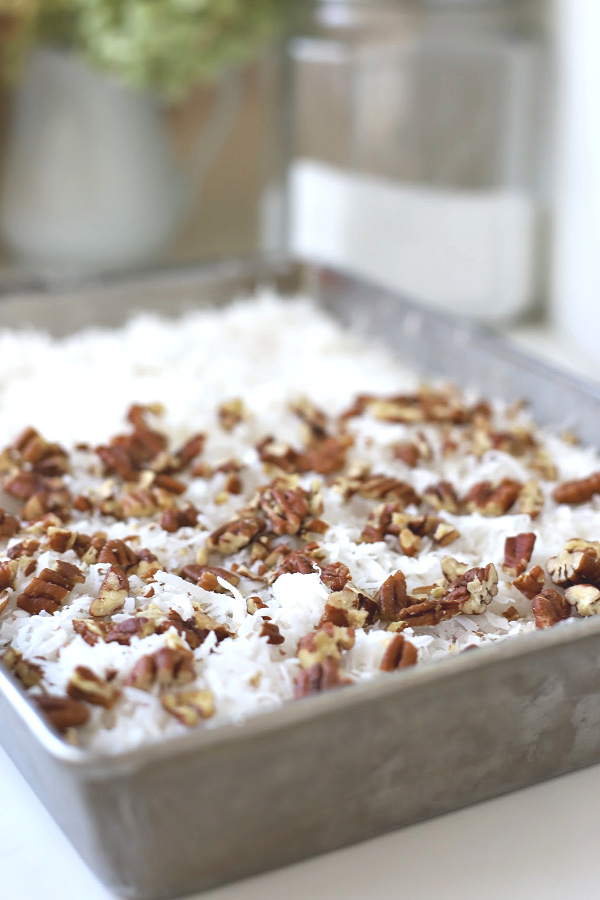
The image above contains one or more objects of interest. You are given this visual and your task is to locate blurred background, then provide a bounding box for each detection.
[0,1,595,364]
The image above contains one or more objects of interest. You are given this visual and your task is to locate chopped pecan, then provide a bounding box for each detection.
[73,619,108,647]
[98,539,137,570]
[154,647,196,687]
[501,605,521,622]
[565,584,600,617]
[125,654,157,691]
[0,559,18,589]
[376,571,409,621]
[532,588,571,629]
[161,689,215,725]
[431,522,460,546]
[67,666,120,708]
[320,562,351,592]
[463,479,521,517]
[257,480,310,536]
[260,620,285,645]
[2,647,42,687]
[518,479,544,519]
[440,556,468,583]
[174,433,205,469]
[247,595,268,614]
[360,502,400,543]
[224,473,243,495]
[423,482,460,514]
[399,528,421,557]
[553,473,600,505]
[397,598,455,627]
[35,695,90,731]
[392,442,420,468]
[298,435,351,476]
[530,448,558,481]
[0,508,20,538]
[357,475,420,507]
[380,634,418,672]
[443,563,498,614]
[90,567,129,617]
[17,560,84,615]
[153,473,187,495]
[290,397,328,443]
[512,565,546,599]
[208,515,264,555]
[294,657,350,697]
[7,539,39,560]
[547,540,600,589]
[256,437,301,475]
[160,503,198,533]
[105,616,156,645]
[321,589,369,629]
[45,526,76,553]
[164,608,231,649]
[218,398,246,431]
[297,622,355,668]
[181,564,240,593]
[503,533,536,578]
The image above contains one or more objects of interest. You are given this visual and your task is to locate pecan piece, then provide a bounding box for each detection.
[392,442,420,468]
[160,503,198,533]
[380,634,418,672]
[181,564,240,593]
[260,620,285,645]
[2,647,42,687]
[463,479,521,517]
[35,695,90,731]
[518,479,544,519]
[7,538,39,560]
[98,539,137,570]
[0,508,20,538]
[67,666,120,708]
[125,655,157,691]
[208,515,264,555]
[443,563,498,614]
[397,599,454,627]
[423,482,460,514]
[320,562,351,592]
[431,522,460,547]
[440,556,468,583]
[290,397,328,443]
[17,560,84,615]
[0,559,18,590]
[376,571,409,621]
[256,437,301,475]
[547,540,600,589]
[532,588,571,629]
[294,657,351,697]
[298,436,351,475]
[503,533,537,578]
[257,481,310,536]
[73,619,108,647]
[553,473,600,506]
[105,616,155,645]
[513,565,546,600]
[320,589,369,629]
[161,689,215,726]
[218,398,246,431]
[90,566,129,617]
[399,528,421,557]
[297,622,355,668]
[565,584,600,617]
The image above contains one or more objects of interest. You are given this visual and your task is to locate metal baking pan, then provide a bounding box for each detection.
[2,257,600,900]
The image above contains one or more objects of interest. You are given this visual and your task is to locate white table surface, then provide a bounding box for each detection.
[3,323,600,900]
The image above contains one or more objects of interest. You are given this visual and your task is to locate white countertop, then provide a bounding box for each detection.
[3,323,600,900]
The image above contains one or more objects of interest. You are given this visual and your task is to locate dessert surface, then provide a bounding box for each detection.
[0,292,598,753]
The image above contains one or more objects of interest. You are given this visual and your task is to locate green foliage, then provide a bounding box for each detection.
[1,0,290,99]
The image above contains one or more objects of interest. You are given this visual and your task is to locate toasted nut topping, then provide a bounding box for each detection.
[293,657,351,697]
[67,666,120,708]
[105,616,156,645]
[257,480,310,536]
[423,482,460,514]
[125,655,157,691]
[399,528,421,557]
[218,398,246,432]
[208,515,264,555]
[513,565,546,599]
[161,689,215,726]
[160,503,198,533]
[321,589,370,629]
[376,571,409,621]
[432,522,460,547]
[16,560,84,615]
[90,566,129,618]
[0,559,18,590]
[553,473,600,506]
[444,563,498,615]
[73,619,108,647]
[564,584,600,617]
[380,634,418,672]
[154,647,196,687]
[319,562,351,592]
[297,622,355,668]
[2,647,42,687]
[463,479,521,517]
[35,695,90,731]
[547,540,600,589]
[518,480,544,519]
[98,539,137,570]
[260,620,285,645]
[181,564,240,593]
[440,556,469,583]
[532,588,571,629]
[503,533,536,577]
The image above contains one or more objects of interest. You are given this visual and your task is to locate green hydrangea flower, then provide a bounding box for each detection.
[1,0,292,99]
